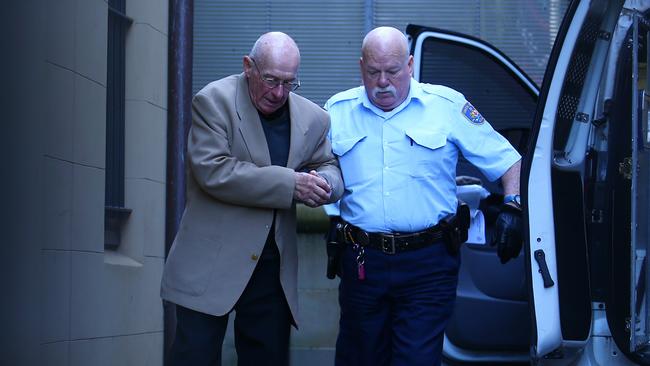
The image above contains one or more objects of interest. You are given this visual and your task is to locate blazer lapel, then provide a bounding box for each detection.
[286,93,308,170]
[235,73,271,167]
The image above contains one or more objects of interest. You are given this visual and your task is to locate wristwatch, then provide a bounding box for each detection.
[503,194,521,206]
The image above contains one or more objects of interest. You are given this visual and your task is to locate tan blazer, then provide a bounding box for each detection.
[161,73,343,325]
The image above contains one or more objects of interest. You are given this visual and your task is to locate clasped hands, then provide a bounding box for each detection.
[294,170,331,207]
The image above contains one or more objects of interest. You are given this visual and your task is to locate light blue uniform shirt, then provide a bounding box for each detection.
[324,79,521,234]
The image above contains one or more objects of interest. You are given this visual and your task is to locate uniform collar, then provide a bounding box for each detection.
[409,78,427,102]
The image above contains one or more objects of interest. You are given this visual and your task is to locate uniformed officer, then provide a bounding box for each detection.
[325,26,523,366]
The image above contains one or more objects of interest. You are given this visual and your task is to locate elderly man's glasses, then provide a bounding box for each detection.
[249,58,301,91]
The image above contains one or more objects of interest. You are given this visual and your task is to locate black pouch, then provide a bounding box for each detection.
[325,216,345,279]
[439,202,470,256]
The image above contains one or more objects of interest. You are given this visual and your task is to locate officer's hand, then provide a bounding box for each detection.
[490,202,523,264]
[294,171,331,207]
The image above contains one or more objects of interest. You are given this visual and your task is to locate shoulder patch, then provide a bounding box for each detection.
[461,102,485,125]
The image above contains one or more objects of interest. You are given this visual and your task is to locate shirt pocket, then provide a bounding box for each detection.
[404,129,449,177]
[331,135,367,186]
[405,129,447,150]
[331,135,367,157]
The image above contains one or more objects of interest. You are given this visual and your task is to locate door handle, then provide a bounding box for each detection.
[534,249,555,288]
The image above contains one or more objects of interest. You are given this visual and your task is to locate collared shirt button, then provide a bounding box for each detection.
[251,254,259,261]
[265,224,270,229]
[385,192,390,196]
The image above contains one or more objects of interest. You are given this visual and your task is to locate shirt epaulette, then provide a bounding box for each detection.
[326,86,364,108]
[418,83,465,104]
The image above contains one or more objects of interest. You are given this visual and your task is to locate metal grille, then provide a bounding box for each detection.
[193,0,570,106]
[558,94,580,121]
[193,0,364,106]
[569,52,591,85]
[554,13,605,148]
[374,0,569,86]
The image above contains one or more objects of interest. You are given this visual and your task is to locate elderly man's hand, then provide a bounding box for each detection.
[294,170,331,207]
[491,202,523,264]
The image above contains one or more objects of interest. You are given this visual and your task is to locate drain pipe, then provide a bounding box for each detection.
[165,0,193,364]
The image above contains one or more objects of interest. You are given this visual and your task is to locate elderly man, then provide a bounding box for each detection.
[161,32,343,366]
[325,27,522,365]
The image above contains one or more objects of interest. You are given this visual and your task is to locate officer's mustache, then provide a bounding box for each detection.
[372,86,396,99]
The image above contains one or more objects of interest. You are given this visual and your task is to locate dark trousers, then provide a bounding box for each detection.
[169,241,291,366]
[335,240,460,366]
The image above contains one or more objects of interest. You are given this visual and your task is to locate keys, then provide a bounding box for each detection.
[355,244,366,281]
[358,262,366,280]
[346,226,367,281]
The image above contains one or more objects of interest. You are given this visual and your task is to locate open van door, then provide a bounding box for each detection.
[602,2,650,363]
[631,10,650,355]
[519,0,650,364]
[411,0,650,364]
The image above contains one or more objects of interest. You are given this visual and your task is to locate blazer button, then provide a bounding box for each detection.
[251,254,259,261]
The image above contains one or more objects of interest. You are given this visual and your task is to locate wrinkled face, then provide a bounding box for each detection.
[244,56,299,116]
[361,50,413,111]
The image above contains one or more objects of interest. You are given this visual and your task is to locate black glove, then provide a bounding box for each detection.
[491,202,523,264]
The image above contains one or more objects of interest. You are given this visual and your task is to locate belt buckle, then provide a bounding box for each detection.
[381,234,396,254]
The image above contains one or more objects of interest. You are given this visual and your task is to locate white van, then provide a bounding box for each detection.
[408,0,650,364]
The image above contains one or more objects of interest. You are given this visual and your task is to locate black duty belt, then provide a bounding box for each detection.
[342,222,445,255]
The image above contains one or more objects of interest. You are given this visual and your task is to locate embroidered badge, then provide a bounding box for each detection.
[462,102,485,125]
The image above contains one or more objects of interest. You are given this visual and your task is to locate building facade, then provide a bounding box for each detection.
[3,0,169,364]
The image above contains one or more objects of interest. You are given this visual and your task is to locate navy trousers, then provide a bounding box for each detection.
[169,240,291,366]
[335,240,460,366]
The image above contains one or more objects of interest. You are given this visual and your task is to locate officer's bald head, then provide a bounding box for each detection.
[361,27,409,63]
[359,27,413,112]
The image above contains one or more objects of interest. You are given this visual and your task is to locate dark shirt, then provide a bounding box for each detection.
[258,103,291,259]
[259,103,291,168]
